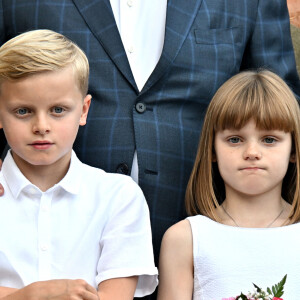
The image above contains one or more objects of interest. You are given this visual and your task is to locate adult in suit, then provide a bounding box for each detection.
[0,1,299,299]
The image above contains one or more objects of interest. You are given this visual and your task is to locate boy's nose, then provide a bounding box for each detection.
[243,143,262,160]
[32,116,50,135]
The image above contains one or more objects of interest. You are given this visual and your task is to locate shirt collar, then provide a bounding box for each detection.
[58,150,82,195]
[2,150,33,199]
[2,150,83,199]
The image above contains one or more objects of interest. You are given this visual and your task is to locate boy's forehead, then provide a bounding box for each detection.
[0,67,83,101]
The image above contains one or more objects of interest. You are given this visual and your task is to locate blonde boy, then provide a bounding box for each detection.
[0,30,157,300]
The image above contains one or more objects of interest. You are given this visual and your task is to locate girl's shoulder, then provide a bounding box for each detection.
[163,220,192,242]
[158,224,194,300]
[161,220,193,257]
[159,220,193,279]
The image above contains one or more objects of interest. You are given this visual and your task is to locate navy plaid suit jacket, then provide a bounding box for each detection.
[0,0,300,273]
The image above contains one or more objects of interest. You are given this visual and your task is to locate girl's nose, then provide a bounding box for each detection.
[243,143,262,160]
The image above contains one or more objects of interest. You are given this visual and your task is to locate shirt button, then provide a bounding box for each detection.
[41,244,48,251]
[41,205,49,212]
[29,187,37,195]
[135,102,146,113]
[128,46,134,54]
[127,0,133,7]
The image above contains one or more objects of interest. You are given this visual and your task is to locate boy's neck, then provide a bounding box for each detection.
[11,151,71,192]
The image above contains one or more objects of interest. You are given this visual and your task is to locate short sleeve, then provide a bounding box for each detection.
[95,176,158,297]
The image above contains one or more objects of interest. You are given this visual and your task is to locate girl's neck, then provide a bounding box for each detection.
[218,192,292,228]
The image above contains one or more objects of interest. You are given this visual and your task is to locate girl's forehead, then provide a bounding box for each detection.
[219,119,285,130]
[216,125,292,137]
[214,112,295,133]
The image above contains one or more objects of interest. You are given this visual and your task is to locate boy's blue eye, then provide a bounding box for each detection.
[17,108,28,115]
[53,107,63,113]
[229,137,240,143]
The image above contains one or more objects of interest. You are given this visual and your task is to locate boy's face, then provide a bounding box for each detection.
[0,67,91,172]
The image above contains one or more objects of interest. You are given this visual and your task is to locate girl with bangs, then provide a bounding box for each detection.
[157,70,300,300]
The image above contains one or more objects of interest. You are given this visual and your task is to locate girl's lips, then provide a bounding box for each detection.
[240,167,264,171]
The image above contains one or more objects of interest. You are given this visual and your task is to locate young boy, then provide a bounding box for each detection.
[0,30,158,300]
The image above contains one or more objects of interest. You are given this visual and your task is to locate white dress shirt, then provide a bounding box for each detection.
[110,0,167,91]
[0,150,158,297]
[110,0,167,182]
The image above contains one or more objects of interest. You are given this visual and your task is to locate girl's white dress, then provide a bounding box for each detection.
[187,215,300,300]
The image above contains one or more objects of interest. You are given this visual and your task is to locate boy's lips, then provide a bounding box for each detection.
[29,140,54,150]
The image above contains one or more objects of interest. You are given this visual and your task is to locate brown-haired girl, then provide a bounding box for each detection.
[157,70,300,300]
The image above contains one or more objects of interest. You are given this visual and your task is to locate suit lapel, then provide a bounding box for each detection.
[72,0,138,91]
[141,0,203,94]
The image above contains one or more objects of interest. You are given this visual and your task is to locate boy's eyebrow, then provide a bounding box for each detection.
[7,97,76,104]
[4,99,29,105]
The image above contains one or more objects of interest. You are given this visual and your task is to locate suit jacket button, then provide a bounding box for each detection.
[135,102,146,113]
[116,163,129,175]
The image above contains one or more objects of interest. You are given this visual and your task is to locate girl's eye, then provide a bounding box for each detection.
[228,137,241,144]
[264,137,276,144]
[16,108,29,115]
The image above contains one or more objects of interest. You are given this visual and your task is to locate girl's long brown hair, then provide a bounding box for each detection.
[185,70,300,224]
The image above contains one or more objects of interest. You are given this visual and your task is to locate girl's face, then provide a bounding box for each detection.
[214,119,294,200]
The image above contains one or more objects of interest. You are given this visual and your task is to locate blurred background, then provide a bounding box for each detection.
[287,0,300,76]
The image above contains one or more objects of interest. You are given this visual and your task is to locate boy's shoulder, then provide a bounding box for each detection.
[77,160,143,197]
[77,161,147,213]
[80,161,137,186]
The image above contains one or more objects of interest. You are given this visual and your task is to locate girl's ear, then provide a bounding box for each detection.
[212,153,217,162]
[290,153,296,163]
[212,146,217,162]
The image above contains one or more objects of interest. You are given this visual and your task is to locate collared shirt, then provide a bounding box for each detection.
[0,150,158,297]
[110,0,167,91]
[110,0,167,182]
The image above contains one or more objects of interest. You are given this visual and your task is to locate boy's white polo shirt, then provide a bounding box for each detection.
[0,150,158,297]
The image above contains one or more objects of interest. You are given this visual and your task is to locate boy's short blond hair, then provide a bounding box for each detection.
[0,29,89,96]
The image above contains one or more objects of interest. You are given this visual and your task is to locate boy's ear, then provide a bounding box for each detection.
[79,94,92,126]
